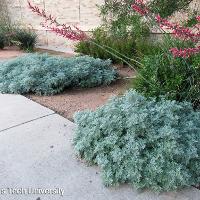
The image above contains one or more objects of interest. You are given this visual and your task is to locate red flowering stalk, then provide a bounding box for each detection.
[170,46,200,58]
[28,1,88,41]
[155,14,200,42]
[131,0,149,16]
[132,1,199,42]
[155,15,200,57]
[27,1,143,69]
[131,1,200,58]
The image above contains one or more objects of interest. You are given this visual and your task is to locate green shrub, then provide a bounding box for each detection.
[0,53,118,95]
[135,39,162,57]
[73,90,200,192]
[0,22,12,46]
[0,23,38,50]
[75,27,136,65]
[149,0,197,18]
[135,35,195,58]
[0,32,5,49]
[98,0,193,38]
[134,52,200,109]
[12,28,37,52]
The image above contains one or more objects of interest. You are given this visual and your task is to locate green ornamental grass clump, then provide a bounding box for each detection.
[0,31,6,49]
[0,53,117,95]
[12,28,37,52]
[73,90,200,192]
[134,53,200,109]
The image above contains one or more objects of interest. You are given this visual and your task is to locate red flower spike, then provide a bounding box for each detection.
[131,0,149,16]
[170,46,200,58]
[155,14,200,42]
[27,1,88,41]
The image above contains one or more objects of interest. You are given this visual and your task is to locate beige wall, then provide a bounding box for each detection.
[4,0,200,47]
[6,0,104,46]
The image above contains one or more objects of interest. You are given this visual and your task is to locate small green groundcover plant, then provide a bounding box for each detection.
[0,53,118,95]
[73,90,200,192]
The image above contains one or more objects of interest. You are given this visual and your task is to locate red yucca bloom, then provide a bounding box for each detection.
[131,0,149,16]
[28,1,88,41]
[170,46,200,58]
[155,14,200,42]
[131,1,200,58]
[155,14,200,58]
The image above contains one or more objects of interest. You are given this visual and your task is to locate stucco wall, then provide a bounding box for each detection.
[4,0,200,47]
[6,0,104,46]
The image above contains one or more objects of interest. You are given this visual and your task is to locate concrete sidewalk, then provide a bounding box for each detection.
[0,94,199,200]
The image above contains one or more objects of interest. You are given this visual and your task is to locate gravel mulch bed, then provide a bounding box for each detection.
[27,66,135,121]
[0,46,26,59]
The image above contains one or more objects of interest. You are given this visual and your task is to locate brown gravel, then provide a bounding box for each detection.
[0,46,76,59]
[27,67,135,121]
[0,46,26,59]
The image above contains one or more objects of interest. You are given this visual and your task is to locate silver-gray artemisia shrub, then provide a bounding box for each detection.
[73,90,200,192]
[0,53,117,95]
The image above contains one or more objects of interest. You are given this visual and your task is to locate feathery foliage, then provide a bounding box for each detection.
[74,90,200,192]
[0,54,117,95]
[134,52,200,109]
[12,28,37,52]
